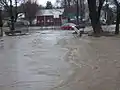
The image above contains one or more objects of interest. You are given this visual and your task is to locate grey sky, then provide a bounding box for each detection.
[38,0,56,6]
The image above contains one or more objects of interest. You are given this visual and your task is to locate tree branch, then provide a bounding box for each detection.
[114,0,120,7]
[97,0,105,20]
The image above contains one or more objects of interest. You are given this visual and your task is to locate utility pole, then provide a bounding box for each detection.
[76,0,79,25]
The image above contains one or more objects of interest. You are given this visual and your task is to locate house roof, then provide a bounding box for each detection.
[36,9,64,16]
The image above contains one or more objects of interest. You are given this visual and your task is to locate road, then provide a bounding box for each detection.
[0,29,120,90]
[0,30,76,90]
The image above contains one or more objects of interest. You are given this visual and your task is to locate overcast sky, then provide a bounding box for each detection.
[38,0,56,6]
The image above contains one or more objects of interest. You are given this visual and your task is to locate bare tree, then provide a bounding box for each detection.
[45,1,53,9]
[0,0,22,19]
[87,0,105,34]
[23,0,39,25]
[0,0,22,33]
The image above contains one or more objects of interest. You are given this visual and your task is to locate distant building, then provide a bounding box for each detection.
[36,9,64,26]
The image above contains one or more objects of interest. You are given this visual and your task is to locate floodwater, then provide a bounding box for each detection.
[1,29,120,90]
[0,30,76,90]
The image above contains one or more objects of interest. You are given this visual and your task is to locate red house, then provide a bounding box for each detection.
[36,9,64,26]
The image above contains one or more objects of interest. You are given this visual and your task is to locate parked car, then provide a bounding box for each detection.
[61,23,76,30]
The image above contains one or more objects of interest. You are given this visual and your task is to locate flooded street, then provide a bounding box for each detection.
[0,30,120,90]
[0,30,75,90]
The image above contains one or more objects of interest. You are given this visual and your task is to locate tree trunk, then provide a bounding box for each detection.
[79,0,85,21]
[11,16,15,30]
[0,27,3,37]
[10,12,15,33]
[87,0,104,35]
[10,0,15,33]
[115,6,120,35]
[90,16,102,34]
[0,10,3,37]
[88,0,101,34]
[15,0,18,22]
[76,0,79,25]
[29,18,32,26]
